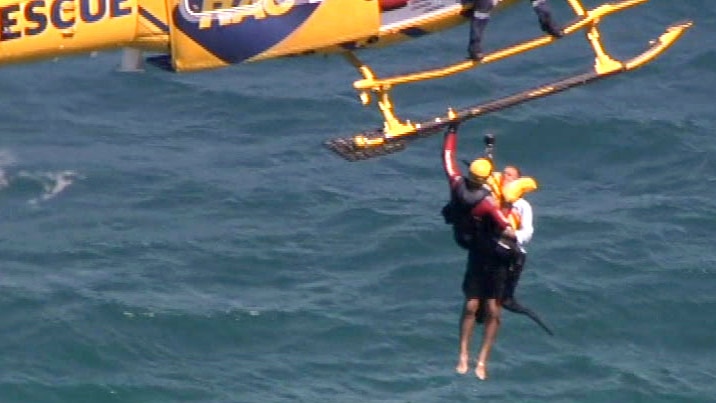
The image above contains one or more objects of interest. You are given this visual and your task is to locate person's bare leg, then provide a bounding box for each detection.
[456,298,479,374]
[476,299,502,380]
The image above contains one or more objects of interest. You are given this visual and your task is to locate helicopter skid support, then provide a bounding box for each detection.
[326,18,693,161]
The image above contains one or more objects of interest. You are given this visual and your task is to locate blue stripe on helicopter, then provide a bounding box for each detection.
[139,6,170,33]
[400,27,428,37]
[173,3,320,64]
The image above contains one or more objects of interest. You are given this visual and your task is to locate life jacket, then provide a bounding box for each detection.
[487,172,503,203]
[501,176,538,235]
[441,179,496,250]
[506,207,521,231]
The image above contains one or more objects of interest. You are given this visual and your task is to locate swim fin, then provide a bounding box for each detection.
[502,298,554,336]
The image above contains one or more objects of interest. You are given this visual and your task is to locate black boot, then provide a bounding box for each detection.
[532,0,563,38]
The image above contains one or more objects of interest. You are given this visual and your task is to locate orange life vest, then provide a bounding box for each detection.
[486,172,503,203]
[506,207,521,230]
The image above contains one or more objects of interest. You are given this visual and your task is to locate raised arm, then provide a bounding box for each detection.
[442,125,463,189]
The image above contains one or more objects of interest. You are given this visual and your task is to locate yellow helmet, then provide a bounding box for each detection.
[502,177,538,203]
[468,158,493,183]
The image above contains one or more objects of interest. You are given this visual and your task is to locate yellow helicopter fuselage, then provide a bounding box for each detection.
[0,0,518,71]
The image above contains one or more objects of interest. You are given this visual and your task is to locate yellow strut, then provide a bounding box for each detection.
[354,0,649,92]
[346,0,690,147]
[343,52,415,144]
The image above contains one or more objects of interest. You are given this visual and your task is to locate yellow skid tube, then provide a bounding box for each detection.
[353,0,648,91]
[623,20,693,70]
[325,18,693,159]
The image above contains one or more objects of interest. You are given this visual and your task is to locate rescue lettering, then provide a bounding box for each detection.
[1,0,131,41]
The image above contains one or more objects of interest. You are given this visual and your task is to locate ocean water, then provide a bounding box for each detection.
[1,1,715,402]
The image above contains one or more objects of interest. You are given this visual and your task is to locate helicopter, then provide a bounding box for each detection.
[0,0,692,160]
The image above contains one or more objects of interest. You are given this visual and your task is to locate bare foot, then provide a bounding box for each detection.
[455,355,469,374]
[475,361,487,380]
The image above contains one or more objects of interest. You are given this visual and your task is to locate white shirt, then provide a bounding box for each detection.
[511,198,534,251]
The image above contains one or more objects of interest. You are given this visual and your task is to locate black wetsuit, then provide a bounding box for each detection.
[443,182,513,300]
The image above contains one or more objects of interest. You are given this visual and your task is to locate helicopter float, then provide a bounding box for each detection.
[0,0,692,160]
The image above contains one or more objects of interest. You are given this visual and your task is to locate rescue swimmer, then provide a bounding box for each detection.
[442,123,515,379]
[441,123,551,379]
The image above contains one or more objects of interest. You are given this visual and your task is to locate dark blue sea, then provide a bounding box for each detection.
[1,1,714,402]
